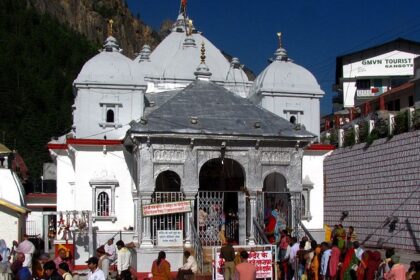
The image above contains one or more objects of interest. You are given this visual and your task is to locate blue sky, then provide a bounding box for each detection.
[127,0,420,116]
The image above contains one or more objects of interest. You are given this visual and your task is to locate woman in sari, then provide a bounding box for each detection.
[309,246,321,280]
[340,247,358,280]
[151,251,171,280]
[365,251,381,280]
[329,238,341,280]
[357,251,369,280]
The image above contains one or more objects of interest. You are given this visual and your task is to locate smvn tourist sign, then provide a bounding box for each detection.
[142,200,192,217]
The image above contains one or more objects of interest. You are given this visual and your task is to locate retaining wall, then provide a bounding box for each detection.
[324,130,420,252]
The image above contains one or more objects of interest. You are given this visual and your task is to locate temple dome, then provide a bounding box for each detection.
[137,14,249,84]
[75,36,144,85]
[250,46,324,97]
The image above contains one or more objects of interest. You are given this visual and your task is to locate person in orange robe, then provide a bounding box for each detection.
[151,251,171,280]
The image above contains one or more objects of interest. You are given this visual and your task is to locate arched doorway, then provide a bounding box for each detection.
[151,170,183,244]
[198,158,245,245]
[261,172,290,239]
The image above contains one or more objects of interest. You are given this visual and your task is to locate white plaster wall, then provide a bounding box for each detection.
[261,95,321,138]
[64,148,135,231]
[0,211,20,247]
[56,154,76,213]
[0,169,25,206]
[301,151,333,233]
[73,87,144,140]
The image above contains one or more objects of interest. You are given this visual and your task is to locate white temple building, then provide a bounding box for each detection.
[47,5,332,274]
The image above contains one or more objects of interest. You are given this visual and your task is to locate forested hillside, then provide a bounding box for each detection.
[0,0,97,178]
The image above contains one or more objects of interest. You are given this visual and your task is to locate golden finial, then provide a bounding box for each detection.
[200,42,206,63]
[108,19,114,37]
[188,19,193,36]
[277,32,282,48]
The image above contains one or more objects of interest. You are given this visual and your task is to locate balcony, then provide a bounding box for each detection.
[356,87,383,97]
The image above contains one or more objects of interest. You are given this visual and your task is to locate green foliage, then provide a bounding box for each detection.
[0,0,97,178]
[343,129,355,147]
[366,128,379,145]
[414,108,420,129]
[327,129,338,147]
[394,111,408,135]
[358,120,369,143]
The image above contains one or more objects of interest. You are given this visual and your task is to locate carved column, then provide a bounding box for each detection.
[183,192,197,248]
[140,192,154,248]
[132,192,139,243]
[248,191,256,245]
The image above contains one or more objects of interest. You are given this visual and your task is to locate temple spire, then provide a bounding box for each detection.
[194,42,212,80]
[108,19,114,37]
[277,32,282,48]
[274,32,288,61]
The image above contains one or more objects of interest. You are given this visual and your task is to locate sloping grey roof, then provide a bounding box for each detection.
[144,91,179,116]
[130,80,315,139]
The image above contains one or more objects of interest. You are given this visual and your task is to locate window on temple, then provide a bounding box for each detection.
[90,178,119,222]
[290,116,296,124]
[106,109,114,123]
[97,192,110,216]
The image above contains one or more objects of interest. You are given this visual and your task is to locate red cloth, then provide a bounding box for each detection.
[264,215,276,244]
[365,251,381,280]
[329,246,340,278]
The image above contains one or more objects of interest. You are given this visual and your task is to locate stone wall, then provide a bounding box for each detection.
[324,130,420,252]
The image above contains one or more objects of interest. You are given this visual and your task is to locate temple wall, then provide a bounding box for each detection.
[324,130,420,252]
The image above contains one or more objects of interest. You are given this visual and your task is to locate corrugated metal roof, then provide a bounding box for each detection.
[130,80,315,139]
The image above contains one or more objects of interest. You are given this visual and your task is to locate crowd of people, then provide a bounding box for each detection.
[0,236,140,280]
[1,228,419,280]
[275,226,420,280]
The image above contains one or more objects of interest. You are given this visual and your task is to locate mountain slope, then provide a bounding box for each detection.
[0,0,97,178]
[26,0,161,57]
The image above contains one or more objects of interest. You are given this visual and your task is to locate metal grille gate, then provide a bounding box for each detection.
[151,192,185,244]
[197,191,224,246]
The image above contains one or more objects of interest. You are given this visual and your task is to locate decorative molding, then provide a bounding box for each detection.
[260,151,290,165]
[153,149,186,163]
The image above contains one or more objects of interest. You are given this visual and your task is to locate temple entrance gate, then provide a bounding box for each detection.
[259,173,291,238]
[198,158,245,246]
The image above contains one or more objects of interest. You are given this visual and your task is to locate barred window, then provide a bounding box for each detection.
[97,192,110,216]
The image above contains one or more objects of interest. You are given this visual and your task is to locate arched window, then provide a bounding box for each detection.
[106,109,114,123]
[290,115,296,124]
[97,192,109,216]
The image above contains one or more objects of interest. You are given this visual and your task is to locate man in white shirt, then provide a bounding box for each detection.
[104,238,117,263]
[176,251,198,280]
[116,240,131,280]
[86,256,106,280]
[288,237,299,279]
[320,242,331,280]
[17,234,35,271]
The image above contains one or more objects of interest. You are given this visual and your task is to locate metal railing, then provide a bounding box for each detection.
[299,221,315,242]
[253,217,269,245]
[190,219,204,273]
[151,192,185,244]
